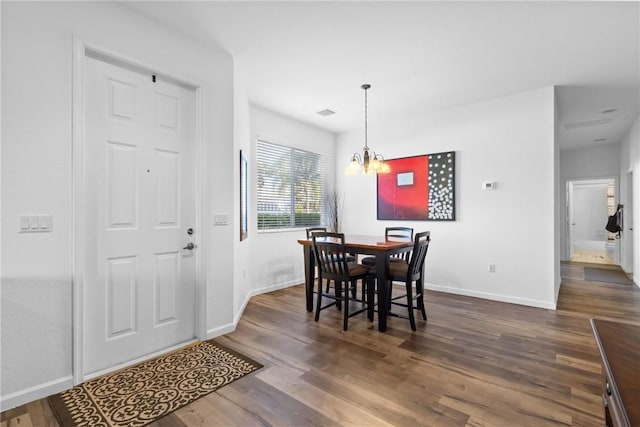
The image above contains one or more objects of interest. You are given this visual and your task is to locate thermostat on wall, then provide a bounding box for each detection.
[482,181,496,190]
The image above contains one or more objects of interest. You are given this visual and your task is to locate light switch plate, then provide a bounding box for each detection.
[18,214,53,233]
[213,214,229,226]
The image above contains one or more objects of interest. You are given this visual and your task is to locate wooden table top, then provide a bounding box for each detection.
[297,234,413,251]
[591,318,640,426]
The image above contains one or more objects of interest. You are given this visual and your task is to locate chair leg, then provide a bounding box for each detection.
[343,281,349,331]
[406,281,416,331]
[416,278,427,320]
[314,277,323,322]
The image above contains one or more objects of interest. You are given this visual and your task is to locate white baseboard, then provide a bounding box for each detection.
[206,323,237,339]
[425,282,557,310]
[0,375,73,412]
[206,278,302,340]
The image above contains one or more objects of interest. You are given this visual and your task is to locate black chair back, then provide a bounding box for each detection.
[361,227,414,267]
[306,227,327,239]
[386,227,413,241]
[407,231,431,281]
[387,227,414,262]
[311,232,349,282]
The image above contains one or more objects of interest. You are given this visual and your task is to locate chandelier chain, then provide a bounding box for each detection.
[364,85,368,150]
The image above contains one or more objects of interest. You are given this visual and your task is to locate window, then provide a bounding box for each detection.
[256,139,327,230]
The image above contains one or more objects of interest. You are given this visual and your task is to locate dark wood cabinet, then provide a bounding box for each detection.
[591,319,640,427]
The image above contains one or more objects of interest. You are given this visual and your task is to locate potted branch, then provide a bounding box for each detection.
[325,189,343,233]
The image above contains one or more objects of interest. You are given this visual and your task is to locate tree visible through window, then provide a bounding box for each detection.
[256,139,326,230]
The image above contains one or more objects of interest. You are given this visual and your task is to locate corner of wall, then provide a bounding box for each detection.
[553,85,562,303]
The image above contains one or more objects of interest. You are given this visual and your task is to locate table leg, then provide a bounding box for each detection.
[375,252,389,332]
[303,245,315,312]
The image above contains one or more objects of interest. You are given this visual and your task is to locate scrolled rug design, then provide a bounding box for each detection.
[48,340,262,427]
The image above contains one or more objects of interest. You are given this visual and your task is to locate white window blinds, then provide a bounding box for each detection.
[256,139,326,230]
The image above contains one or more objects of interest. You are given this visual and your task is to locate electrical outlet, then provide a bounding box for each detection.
[488,264,496,273]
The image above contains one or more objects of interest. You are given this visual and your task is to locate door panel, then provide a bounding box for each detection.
[156,149,180,226]
[154,251,180,325]
[84,56,196,376]
[106,256,137,338]
[107,141,138,228]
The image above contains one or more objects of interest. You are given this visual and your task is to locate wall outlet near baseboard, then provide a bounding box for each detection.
[483,181,496,190]
[488,264,496,273]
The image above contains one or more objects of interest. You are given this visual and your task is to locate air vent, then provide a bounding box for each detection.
[316,109,335,117]
[564,117,616,130]
[602,108,618,114]
[594,138,607,142]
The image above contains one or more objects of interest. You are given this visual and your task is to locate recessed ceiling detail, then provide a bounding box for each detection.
[564,117,617,130]
[316,109,335,117]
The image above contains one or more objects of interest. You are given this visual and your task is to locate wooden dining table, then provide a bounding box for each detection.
[297,234,414,332]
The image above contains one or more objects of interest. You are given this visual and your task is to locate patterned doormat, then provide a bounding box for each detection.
[48,340,262,427]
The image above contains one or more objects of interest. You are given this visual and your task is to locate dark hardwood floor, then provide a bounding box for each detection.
[2,262,639,427]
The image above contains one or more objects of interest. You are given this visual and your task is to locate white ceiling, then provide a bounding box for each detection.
[123,1,640,150]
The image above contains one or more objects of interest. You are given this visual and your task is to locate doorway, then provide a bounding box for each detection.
[73,45,204,380]
[567,178,617,265]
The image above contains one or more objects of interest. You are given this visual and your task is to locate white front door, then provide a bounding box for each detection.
[83,55,196,376]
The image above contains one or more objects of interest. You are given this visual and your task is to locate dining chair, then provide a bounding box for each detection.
[385,231,431,331]
[312,232,375,330]
[361,227,414,267]
[306,227,355,293]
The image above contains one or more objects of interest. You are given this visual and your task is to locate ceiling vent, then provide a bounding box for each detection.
[316,109,335,117]
[564,117,617,130]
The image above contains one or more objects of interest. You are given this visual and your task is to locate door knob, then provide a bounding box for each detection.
[183,242,196,250]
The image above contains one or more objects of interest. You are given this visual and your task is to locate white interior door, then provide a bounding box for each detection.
[83,55,197,376]
[572,183,608,247]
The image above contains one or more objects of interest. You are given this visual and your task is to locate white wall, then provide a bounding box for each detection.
[247,105,336,296]
[559,143,621,260]
[337,87,557,308]
[1,1,234,408]
[561,144,621,178]
[619,115,640,277]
